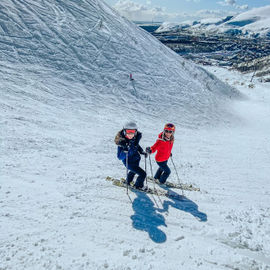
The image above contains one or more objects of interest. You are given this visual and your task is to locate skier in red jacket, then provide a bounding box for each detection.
[146,123,175,184]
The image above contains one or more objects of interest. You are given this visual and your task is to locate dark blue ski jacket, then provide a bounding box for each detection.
[115,130,144,166]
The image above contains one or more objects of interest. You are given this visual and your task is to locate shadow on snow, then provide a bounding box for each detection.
[130,187,207,243]
[130,190,167,243]
[160,187,207,222]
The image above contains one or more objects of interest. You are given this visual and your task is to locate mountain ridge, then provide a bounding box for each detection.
[156,5,270,38]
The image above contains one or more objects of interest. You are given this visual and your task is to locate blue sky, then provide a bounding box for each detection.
[104,0,270,22]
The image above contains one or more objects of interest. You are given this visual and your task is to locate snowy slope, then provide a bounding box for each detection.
[156,5,270,38]
[0,0,239,128]
[1,1,270,270]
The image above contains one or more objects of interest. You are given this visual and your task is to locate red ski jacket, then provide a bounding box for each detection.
[151,132,174,162]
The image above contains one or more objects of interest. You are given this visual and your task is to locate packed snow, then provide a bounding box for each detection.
[0,0,270,270]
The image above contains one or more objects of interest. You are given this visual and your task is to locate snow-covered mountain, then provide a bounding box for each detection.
[155,17,231,33]
[156,5,270,38]
[226,5,270,37]
[2,1,270,270]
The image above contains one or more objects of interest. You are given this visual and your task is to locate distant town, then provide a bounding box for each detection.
[137,22,270,82]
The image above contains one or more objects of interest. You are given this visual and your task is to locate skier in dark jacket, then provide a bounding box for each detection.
[115,122,147,189]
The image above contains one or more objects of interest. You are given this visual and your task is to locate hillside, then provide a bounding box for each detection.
[0,0,240,128]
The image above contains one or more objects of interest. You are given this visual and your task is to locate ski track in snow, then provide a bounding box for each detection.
[0,0,270,270]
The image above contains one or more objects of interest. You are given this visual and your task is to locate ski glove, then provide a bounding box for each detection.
[146,147,152,154]
[141,151,148,158]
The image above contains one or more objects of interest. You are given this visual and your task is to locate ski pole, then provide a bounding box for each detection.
[149,155,155,190]
[170,156,184,196]
[126,151,129,194]
[145,155,148,187]
[146,154,160,208]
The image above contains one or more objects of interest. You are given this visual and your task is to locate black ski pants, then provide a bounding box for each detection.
[154,160,171,184]
[127,163,146,188]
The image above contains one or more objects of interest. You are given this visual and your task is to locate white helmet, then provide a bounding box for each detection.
[123,121,138,135]
[123,121,138,130]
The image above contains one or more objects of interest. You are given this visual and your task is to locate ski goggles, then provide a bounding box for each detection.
[125,129,136,134]
[164,123,175,132]
[164,130,173,133]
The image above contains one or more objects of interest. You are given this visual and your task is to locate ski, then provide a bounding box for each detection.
[106,176,167,196]
[106,176,184,200]
[147,176,200,192]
